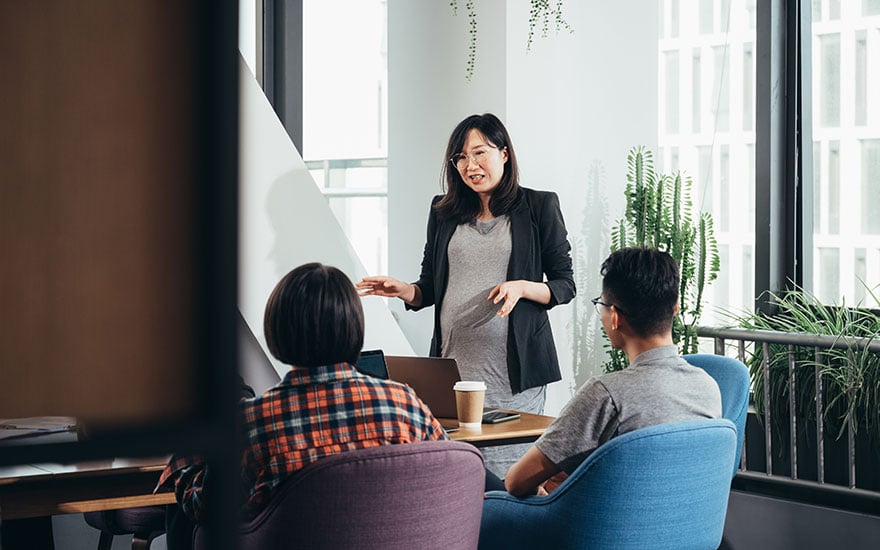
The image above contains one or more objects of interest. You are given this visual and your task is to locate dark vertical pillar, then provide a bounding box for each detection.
[755,0,810,313]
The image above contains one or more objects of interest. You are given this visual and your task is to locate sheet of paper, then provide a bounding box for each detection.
[0,416,77,440]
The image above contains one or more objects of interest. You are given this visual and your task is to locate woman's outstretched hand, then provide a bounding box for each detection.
[356,276,421,306]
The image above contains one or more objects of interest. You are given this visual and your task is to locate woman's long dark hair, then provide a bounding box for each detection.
[435,113,520,224]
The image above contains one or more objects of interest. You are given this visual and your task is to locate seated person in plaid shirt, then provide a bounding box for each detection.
[157,262,448,547]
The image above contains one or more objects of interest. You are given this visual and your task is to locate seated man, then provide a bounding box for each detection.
[157,263,448,546]
[503,247,722,496]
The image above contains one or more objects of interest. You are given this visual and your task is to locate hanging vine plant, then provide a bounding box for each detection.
[450,0,574,81]
[527,0,573,52]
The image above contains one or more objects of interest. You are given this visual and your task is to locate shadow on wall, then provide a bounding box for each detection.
[568,160,610,393]
[265,171,362,281]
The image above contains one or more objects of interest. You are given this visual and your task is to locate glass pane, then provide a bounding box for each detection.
[817,248,840,304]
[864,0,880,16]
[660,0,756,322]
[829,0,840,20]
[712,46,730,132]
[747,0,757,30]
[302,0,387,160]
[742,244,754,309]
[327,196,388,276]
[301,0,389,276]
[700,0,714,34]
[692,48,702,133]
[828,140,840,234]
[698,146,714,205]
[664,51,680,134]
[813,141,822,231]
[716,244,730,306]
[671,0,680,37]
[862,140,880,235]
[719,145,730,232]
[819,34,841,128]
[810,10,880,305]
[854,248,867,304]
[855,31,867,126]
[743,42,754,131]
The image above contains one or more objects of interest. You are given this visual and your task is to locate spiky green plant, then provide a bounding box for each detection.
[603,146,720,372]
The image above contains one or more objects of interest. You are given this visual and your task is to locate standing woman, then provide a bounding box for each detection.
[357,113,575,476]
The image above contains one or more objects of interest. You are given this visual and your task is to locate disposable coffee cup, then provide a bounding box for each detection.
[454,380,487,429]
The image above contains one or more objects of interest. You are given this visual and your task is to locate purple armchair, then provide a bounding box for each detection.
[194,440,485,550]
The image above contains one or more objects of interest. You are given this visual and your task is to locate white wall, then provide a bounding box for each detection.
[505,2,659,412]
[237,56,414,376]
[388,2,658,414]
[386,0,508,356]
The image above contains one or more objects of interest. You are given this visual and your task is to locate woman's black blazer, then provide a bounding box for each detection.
[407,187,576,393]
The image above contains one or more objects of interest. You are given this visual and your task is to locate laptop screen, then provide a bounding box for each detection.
[355,349,389,379]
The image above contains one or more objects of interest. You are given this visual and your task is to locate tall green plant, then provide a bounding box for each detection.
[603,146,720,372]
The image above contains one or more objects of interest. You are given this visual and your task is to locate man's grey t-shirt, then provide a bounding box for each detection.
[536,345,722,473]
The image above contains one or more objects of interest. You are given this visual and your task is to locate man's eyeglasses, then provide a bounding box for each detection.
[591,296,626,316]
[449,146,497,169]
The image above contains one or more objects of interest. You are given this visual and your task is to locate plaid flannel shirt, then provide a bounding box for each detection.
[156,362,448,521]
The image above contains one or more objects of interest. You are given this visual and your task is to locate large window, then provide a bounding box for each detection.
[284,0,389,276]
[810,0,880,307]
[659,0,757,321]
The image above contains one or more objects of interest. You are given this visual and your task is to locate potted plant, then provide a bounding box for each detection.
[725,286,880,489]
[603,146,720,372]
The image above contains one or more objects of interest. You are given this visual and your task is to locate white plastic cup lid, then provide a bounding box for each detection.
[454,380,486,391]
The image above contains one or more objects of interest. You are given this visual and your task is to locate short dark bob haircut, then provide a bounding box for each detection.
[435,113,520,224]
[600,247,680,337]
[264,262,364,368]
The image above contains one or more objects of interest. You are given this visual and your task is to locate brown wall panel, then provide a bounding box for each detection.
[0,2,199,425]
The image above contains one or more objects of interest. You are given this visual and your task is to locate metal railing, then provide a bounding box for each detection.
[696,326,880,515]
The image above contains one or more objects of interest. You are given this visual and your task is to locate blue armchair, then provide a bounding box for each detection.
[684,353,750,476]
[479,419,737,550]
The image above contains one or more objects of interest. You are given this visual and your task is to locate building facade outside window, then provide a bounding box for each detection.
[658,0,758,322]
[811,0,880,307]
[660,0,880,318]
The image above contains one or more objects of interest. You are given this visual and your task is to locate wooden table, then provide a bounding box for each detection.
[0,411,554,520]
[0,457,175,521]
[443,411,554,448]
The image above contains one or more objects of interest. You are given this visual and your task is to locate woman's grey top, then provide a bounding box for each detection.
[440,215,548,476]
[440,215,544,410]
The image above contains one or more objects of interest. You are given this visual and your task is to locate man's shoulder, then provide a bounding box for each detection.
[570,375,615,404]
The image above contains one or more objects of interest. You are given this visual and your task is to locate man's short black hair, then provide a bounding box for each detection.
[600,247,680,337]
[264,262,364,368]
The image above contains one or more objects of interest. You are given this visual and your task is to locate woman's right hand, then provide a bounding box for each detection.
[356,276,420,305]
